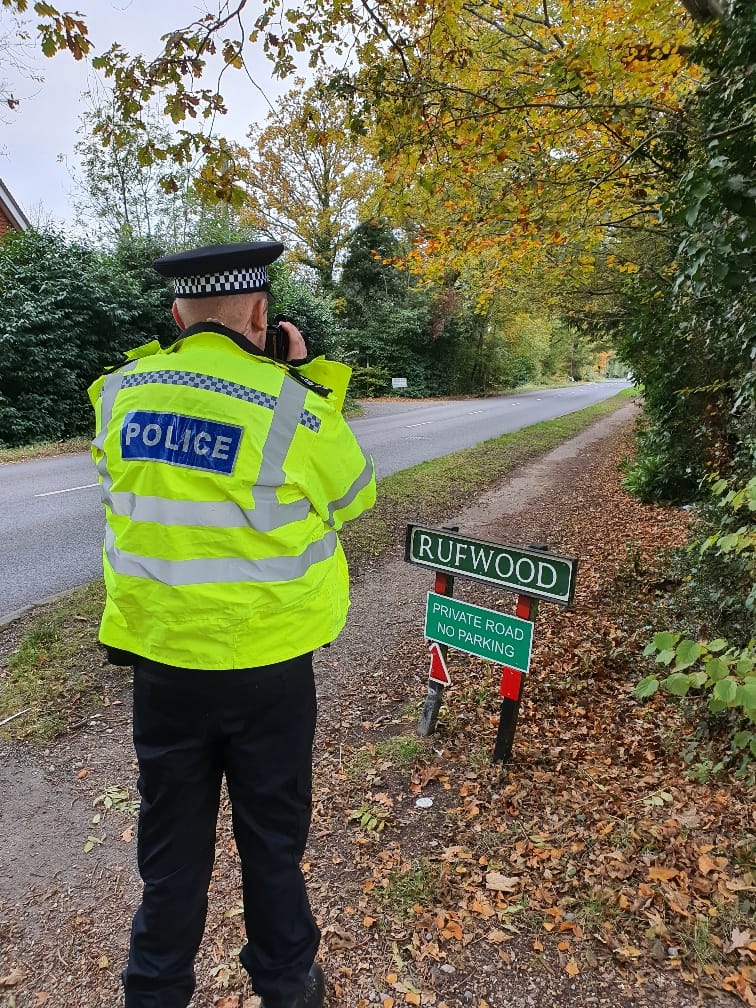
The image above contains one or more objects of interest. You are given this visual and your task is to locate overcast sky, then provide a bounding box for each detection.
[1,1,290,228]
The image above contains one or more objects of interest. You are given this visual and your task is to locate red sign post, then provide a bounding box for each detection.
[493,594,539,762]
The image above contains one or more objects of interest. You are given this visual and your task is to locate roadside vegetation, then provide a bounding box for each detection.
[0,437,92,465]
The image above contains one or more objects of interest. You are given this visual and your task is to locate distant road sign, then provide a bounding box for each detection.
[424,592,534,672]
[406,525,577,606]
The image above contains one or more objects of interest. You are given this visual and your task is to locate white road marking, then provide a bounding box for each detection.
[467,410,484,414]
[35,483,98,498]
[405,421,434,428]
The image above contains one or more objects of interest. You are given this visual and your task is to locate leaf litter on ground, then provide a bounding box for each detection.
[0,407,753,1008]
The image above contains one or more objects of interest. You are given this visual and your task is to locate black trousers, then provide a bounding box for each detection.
[123,653,320,1008]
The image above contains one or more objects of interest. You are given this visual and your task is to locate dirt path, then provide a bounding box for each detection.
[1,403,752,1008]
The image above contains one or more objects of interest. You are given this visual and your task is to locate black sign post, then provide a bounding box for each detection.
[417,526,457,738]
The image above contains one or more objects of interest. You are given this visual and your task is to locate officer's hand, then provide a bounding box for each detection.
[279,321,308,363]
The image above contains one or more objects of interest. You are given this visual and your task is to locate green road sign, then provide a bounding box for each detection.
[406,525,577,606]
[424,592,533,672]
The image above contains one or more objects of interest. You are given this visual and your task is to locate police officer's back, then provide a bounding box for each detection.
[89,241,376,1008]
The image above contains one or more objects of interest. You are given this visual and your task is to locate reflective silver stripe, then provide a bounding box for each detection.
[104,490,311,529]
[258,379,308,487]
[104,526,338,586]
[249,379,312,531]
[92,362,139,495]
[326,459,375,526]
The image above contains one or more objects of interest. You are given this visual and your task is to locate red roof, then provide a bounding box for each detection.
[0,178,30,233]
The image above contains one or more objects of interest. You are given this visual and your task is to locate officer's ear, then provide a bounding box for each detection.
[249,293,268,335]
[171,302,184,330]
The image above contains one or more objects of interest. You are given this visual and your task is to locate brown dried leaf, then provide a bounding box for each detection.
[322,925,356,950]
[724,928,752,953]
[485,872,519,893]
[646,867,679,882]
[0,967,25,987]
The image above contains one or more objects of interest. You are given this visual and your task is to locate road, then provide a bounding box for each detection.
[0,381,629,621]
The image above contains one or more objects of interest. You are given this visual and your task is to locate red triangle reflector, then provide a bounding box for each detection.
[428,642,451,686]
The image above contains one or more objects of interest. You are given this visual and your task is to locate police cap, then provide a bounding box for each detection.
[153,241,284,298]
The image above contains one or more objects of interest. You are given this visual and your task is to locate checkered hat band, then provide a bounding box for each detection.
[173,266,269,297]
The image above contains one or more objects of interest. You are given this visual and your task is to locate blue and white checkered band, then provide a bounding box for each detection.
[173,266,269,297]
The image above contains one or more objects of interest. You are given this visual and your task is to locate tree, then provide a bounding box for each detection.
[71,99,191,244]
[1,1,89,115]
[0,228,174,447]
[612,0,755,501]
[71,96,257,248]
[0,4,698,229]
[74,2,698,297]
[242,79,377,290]
[336,220,554,397]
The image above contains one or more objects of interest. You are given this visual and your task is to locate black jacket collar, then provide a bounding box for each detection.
[180,320,265,357]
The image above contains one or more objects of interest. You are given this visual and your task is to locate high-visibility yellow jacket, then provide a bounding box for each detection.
[88,322,376,669]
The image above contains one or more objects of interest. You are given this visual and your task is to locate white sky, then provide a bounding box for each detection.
[1,1,291,228]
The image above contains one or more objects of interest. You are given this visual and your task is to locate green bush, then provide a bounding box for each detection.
[636,476,756,778]
[0,229,174,448]
[349,365,391,397]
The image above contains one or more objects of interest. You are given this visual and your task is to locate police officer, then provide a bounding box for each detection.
[88,241,376,1008]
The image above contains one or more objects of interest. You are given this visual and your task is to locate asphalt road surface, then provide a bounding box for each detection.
[0,381,630,622]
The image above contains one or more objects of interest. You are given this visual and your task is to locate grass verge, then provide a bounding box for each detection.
[0,437,92,465]
[0,581,118,740]
[0,388,636,742]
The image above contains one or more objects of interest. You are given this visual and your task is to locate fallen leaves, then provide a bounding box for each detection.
[5,418,754,1008]
[0,966,25,987]
[322,924,357,950]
